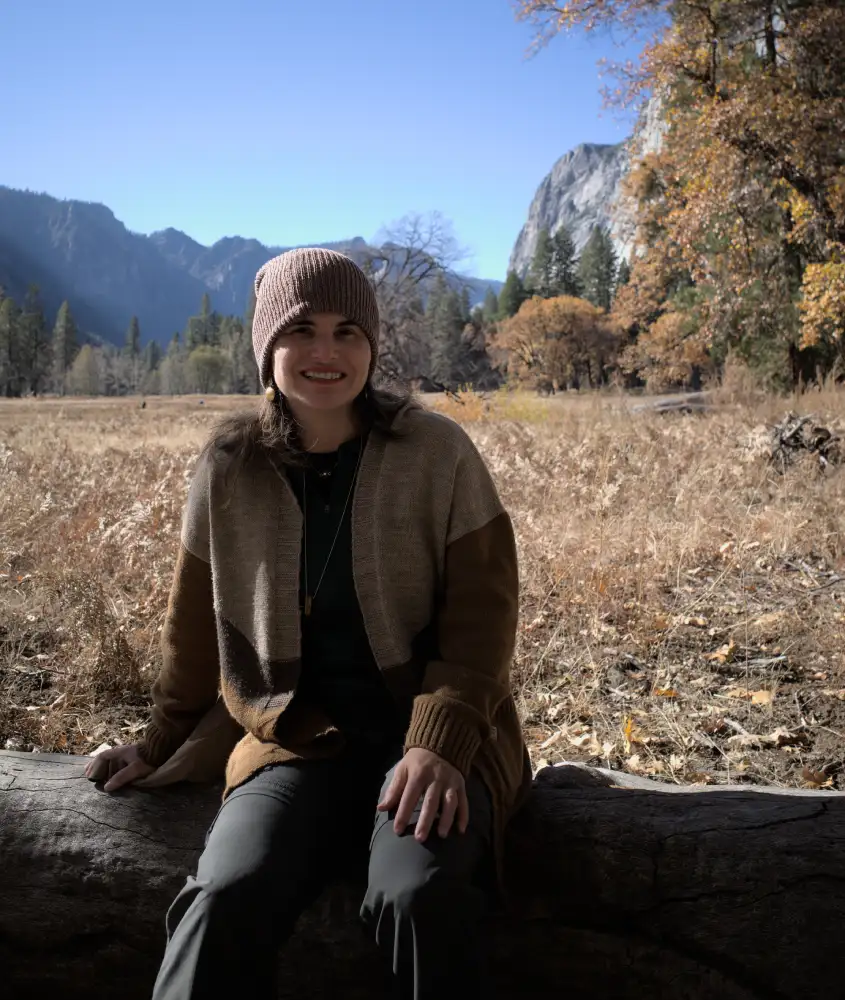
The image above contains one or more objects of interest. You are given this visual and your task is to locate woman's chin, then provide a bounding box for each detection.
[291,384,359,411]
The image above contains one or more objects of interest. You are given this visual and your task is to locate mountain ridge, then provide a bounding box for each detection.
[0,187,501,349]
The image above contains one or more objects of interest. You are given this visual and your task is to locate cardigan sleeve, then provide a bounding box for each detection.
[138,454,221,768]
[404,441,519,776]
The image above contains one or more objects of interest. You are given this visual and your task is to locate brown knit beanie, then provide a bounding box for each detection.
[252,248,380,389]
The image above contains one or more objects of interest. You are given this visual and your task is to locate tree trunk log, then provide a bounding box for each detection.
[2,750,844,1000]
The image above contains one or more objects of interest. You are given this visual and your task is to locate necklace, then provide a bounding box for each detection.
[302,439,363,616]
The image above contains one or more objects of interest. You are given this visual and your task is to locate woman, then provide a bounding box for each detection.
[85,248,532,999]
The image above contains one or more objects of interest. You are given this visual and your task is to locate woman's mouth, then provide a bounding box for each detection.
[301,370,346,382]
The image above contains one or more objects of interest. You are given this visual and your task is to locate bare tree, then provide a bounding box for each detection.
[360,212,468,382]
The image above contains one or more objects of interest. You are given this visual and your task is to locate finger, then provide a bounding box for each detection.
[393,776,425,835]
[457,784,470,835]
[85,753,114,781]
[103,760,142,794]
[415,784,442,843]
[437,786,459,839]
[377,764,407,812]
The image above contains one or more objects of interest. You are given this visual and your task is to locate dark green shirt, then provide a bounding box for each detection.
[287,434,405,748]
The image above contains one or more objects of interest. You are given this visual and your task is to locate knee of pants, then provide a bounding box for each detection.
[365,866,473,928]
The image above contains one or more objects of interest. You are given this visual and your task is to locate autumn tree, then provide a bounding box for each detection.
[516,0,845,388]
[67,344,101,396]
[497,294,619,390]
[188,345,228,394]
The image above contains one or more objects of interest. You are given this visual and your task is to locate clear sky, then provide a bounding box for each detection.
[1,0,642,280]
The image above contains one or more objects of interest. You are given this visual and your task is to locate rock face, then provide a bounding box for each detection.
[509,141,630,278]
[509,97,667,278]
[3,749,845,1000]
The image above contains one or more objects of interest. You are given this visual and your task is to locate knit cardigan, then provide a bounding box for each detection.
[137,403,533,868]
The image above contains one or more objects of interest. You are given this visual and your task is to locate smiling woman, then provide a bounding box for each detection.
[271,312,372,452]
[84,247,531,1000]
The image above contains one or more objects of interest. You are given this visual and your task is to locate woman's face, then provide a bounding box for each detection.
[271,312,372,415]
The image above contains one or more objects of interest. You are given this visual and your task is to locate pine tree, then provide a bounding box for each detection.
[427,275,469,387]
[186,293,221,350]
[460,287,472,325]
[551,226,581,297]
[244,287,260,392]
[481,288,499,326]
[498,271,528,319]
[125,316,141,357]
[51,301,78,395]
[615,257,631,296]
[142,340,161,373]
[527,229,555,298]
[0,293,22,397]
[19,285,50,395]
[577,226,618,311]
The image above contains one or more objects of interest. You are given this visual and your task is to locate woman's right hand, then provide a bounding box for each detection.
[84,742,156,793]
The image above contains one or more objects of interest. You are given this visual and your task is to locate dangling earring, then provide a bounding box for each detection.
[264,383,276,402]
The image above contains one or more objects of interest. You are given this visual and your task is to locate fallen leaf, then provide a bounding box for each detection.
[654,688,679,698]
[727,727,799,749]
[685,771,714,784]
[751,689,774,706]
[723,686,754,700]
[822,689,845,701]
[706,640,737,664]
[539,729,565,750]
[685,615,709,627]
[751,611,785,630]
[802,765,831,788]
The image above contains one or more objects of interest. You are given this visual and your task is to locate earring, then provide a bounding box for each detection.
[264,384,276,402]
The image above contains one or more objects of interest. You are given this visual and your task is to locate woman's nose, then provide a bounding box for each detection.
[310,334,337,361]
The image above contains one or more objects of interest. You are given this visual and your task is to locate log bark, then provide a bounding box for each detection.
[2,750,845,1000]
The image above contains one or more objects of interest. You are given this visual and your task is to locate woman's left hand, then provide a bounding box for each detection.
[378,747,469,842]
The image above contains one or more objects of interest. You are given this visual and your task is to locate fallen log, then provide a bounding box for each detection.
[2,750,845,1000]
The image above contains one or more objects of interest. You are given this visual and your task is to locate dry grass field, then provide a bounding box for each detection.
[3,384,845,791]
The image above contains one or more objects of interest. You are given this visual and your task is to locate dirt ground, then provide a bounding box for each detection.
[2,386,845,791]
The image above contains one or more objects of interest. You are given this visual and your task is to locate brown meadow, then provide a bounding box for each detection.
[3,386,845,790]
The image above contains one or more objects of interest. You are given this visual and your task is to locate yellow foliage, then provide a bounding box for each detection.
[800,253,845,348]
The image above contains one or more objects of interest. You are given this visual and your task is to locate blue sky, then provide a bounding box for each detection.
[1,0,643,280]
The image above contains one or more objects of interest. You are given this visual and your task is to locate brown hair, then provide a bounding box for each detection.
[198,377,418,502]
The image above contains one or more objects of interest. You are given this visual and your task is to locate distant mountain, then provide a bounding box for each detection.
[0,187,502,348]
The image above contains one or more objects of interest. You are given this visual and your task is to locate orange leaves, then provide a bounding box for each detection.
[496,294,619,389]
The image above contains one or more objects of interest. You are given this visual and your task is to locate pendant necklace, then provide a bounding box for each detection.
[302,438,364,616]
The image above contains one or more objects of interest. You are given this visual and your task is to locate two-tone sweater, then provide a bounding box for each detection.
[138,403,533,869]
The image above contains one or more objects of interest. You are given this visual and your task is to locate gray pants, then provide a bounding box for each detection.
[151,744,493,999]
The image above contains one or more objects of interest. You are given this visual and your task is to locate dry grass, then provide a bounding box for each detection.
[3,388,845,790]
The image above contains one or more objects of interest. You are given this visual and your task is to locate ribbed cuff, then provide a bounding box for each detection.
[404,696,483,776]
[137,722,182,769]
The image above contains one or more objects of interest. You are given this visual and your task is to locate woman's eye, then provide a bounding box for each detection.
[337,327,358,338]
